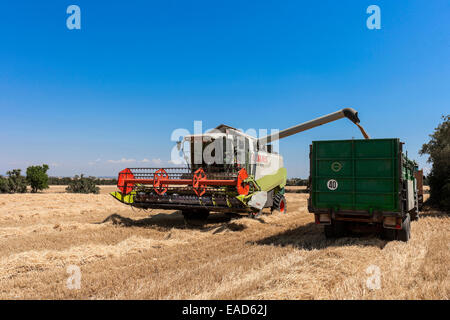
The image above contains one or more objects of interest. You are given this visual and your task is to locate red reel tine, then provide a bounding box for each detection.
[118,168,134,194]
[153,168,169,195]
[193,168,207,197]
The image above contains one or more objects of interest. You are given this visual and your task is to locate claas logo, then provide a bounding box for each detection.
[257,155,268,163]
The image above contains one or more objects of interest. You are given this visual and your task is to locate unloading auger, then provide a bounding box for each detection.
[110,107,369,219]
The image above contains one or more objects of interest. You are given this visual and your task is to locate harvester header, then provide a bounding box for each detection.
[117,167,250,197]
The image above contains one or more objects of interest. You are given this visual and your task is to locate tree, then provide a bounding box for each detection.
[66,174,100,194]
[6,169,27,193]
[420,115,450,211]
[0,176,10,193]
[26,164,50,193]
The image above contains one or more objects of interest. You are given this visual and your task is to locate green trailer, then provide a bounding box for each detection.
[308,138,419,241]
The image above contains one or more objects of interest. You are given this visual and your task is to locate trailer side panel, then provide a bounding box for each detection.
[310,138,400,213]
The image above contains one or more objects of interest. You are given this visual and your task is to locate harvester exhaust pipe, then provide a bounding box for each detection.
[258,107,370,145]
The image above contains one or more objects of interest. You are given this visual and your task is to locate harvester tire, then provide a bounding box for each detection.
[272,194,287,214]
[182,209,209,221]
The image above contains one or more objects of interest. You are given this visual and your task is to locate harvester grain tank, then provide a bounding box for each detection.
[308,138,420,241]
[111,108,369,220]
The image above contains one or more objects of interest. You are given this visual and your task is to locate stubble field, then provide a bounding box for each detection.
[0,186,448,299]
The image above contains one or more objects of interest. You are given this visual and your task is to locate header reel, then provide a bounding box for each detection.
[117,167,251,198]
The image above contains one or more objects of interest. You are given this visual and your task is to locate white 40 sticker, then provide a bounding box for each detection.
[327,179,338,190]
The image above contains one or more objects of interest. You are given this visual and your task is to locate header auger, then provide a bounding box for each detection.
[111,107,369,220]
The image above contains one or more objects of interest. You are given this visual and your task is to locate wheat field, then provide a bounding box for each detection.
[0,186,448,299]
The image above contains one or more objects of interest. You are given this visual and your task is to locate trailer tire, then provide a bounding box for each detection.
[334,220,346,237]
[382,228,397,241]
[324,219,346,238]
[324,224,335,238]
[272,194,287,214]
[397,214,411,242]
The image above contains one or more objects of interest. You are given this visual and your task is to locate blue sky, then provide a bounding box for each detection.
[0,1,449,178]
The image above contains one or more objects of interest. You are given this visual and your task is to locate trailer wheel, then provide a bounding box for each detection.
[324,224,335,238]
[397,214,411,242]
[334,220,346,237]
[382,228,397,241]
[273,194,287,214]
[324,219,346,238]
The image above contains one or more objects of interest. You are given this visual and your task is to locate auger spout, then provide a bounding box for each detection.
[257,107,370,145]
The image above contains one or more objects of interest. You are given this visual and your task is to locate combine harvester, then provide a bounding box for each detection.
[111,108,369,220]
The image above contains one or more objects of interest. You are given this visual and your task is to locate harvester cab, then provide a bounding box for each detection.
[110,107,369,219]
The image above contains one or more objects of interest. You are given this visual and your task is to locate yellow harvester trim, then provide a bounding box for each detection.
[110,191,135,204]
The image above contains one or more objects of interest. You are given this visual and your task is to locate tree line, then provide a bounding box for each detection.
[0,164,116,194]
[286,178,309,186]
[48,176,117,185]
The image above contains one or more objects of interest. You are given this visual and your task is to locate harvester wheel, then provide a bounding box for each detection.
[182,209,209,221]
[272,194,287,214]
